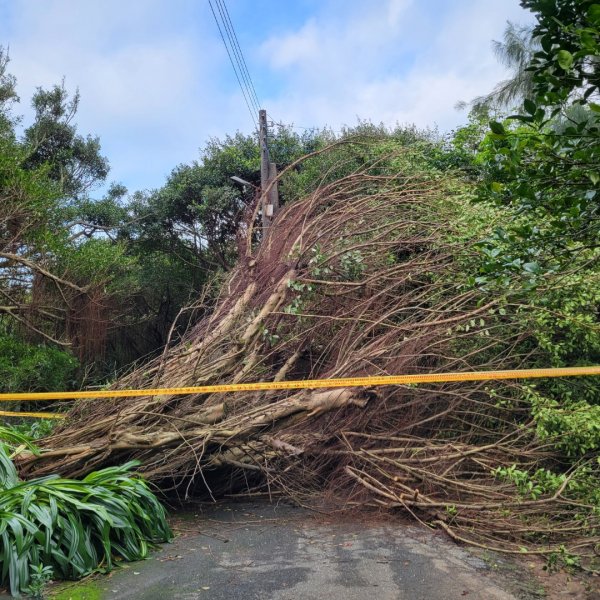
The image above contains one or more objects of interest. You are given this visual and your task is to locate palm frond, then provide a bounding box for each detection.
[467,22,540,111]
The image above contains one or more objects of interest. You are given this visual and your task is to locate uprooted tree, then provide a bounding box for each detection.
[19,142,600,563]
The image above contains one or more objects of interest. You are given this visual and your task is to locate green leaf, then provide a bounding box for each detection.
[588,4,600,25]
[580,30,597,50]
[0,456,172,595]
[523,99,537,115]
[589,102,600,113]
[508,114,534,123]
[540,34,552,53]
[489,121,506,136]
[523,262,541,274]
[556,50,573,70]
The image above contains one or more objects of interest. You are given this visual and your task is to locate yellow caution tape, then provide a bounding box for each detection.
[0,410,66,419]
[0,365,599,405]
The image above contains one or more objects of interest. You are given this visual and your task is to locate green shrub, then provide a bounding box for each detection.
[0,432,171,597]
[0,334,78,393]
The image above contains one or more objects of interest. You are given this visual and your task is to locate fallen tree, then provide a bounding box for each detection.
[20,146,600,563]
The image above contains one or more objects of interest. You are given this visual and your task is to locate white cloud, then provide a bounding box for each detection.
[0,0,536,192]
[2,0,248,192]
[261,0,534,132]
[388,0,413,27]
[265,19,320,69]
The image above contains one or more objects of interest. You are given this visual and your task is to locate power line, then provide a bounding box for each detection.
[208,0,257,128]
[213,0,260,115]
[208,0,257,127]
[218,0,261,112]
[220,0,261,111]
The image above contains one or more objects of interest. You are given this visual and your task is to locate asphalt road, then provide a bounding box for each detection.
[46,502,535,600]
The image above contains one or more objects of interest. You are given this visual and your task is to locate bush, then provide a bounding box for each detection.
[0,334,78,394]
[0,429,171,597]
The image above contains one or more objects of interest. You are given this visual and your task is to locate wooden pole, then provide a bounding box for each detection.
[259,109,271,231]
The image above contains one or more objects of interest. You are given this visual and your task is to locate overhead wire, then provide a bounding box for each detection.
[220,0,261,111]
[208,0,258,128]
[208,1,338,136]
[217,0,261,113]
[214,0,260,115]
[209,2,334,137]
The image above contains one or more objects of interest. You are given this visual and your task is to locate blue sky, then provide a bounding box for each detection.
[0,0,533,195]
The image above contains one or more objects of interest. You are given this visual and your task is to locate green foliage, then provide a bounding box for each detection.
[339,250,366,281]
[448,5,600,505]
[528,387,600,456]
[128,126,323,271]
[493,464,566,500]
[284,280,316,317]
[60,238,137,291]
[0,426,40,454]
[75,125,328,374]
[0,47,115,370]
[474,1,600,273]
[478,105,599,269]
[0,48,18,136]
[494,460,600,511]
[22,564,53,599]
[0,445,20,491]
[280,122,439,203]
[521,268,600,368]
[429,110,493,173]
[545,546,581,572]
[442,73,600,526]
[522,0,600,106]
[0,445,172,597]
[72,184,129,233]
[23,82,109,198]
[0,133,63,243]
[0,334,78,394]
[3,421,55,443]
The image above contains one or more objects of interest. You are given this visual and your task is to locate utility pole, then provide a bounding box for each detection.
[259,109,279,232]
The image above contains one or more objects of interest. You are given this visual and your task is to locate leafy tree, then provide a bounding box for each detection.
[467,22,540,111]
[445,1,600,524]
[524,0,600,106]
[0,126,77,344]
[92,127,324,368]
[0,48,18,135]
[474,1,600,279]
[0,48,124,370]
[23,82,109,198]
